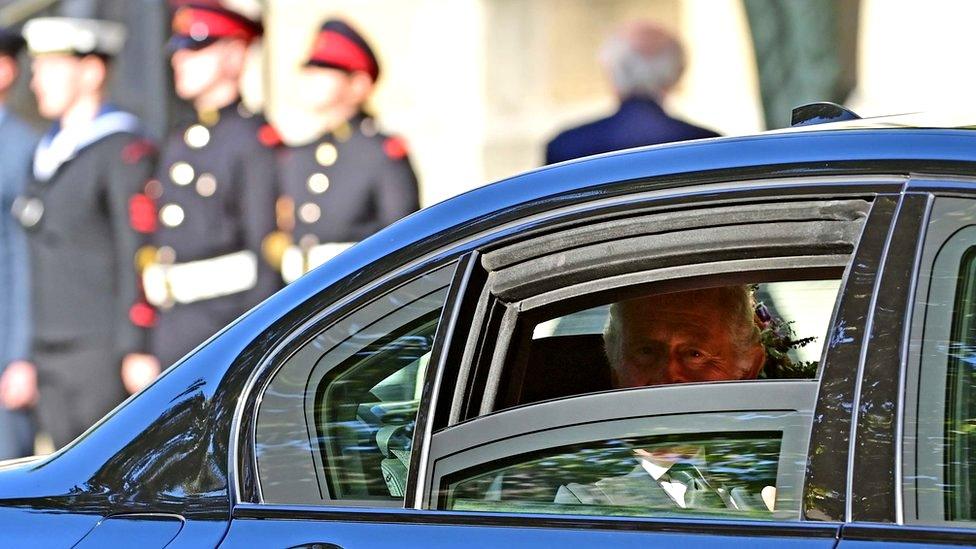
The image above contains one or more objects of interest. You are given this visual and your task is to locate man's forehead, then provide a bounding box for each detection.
[619,291,734,317]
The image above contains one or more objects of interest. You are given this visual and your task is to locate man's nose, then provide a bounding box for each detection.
[661,355,689,384]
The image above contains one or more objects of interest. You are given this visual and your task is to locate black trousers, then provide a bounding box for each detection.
[33,336,126,449]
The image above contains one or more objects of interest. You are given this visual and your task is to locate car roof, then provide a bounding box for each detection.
[269,124,976,322]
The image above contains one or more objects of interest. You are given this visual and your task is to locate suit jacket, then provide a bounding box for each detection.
[0,110,39,366]
[545,97,719,165]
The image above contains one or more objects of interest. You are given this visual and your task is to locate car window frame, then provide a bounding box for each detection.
[458,198,874,421]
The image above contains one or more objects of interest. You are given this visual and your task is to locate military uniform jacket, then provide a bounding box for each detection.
[149,102,278,314]
[278,112,420,245]
[15,112,156,358]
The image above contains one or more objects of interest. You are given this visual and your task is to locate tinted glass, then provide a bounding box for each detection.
[907,200,976,525]
[255,263,455,505]
[444,432,782,519]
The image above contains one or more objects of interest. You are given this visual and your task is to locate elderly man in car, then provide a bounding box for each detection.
[555,285,775,512]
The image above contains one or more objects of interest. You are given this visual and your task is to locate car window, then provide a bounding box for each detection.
[254,262,456,505]
[906,198,976,525]
[431,382,814,521]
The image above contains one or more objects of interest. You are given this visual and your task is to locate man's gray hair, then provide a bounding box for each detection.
[599,21,685,100]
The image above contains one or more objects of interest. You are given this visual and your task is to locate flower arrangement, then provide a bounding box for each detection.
[753,290,819,379]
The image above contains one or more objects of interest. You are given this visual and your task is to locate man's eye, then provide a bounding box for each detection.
[682,348,710,364]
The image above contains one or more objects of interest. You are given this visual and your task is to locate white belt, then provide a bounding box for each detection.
[143,250,258,307]
[281,242,354,284]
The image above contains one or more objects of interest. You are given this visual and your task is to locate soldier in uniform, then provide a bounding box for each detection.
[144,2,279,367]
[0,27,38,459]
[277,19,420,283]
[5,18,159,448]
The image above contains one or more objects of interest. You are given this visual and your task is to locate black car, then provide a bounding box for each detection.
[4,110,976,548]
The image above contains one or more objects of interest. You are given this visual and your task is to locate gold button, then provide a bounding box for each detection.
[144,179,163,199]
[196,173,217,197]
[334,122,352,143]
[198,108,220,126]
[169,162,194,186]
[307,173,330,194]
[298,202,321,224]
[315,143,338,166]
[184,124,211,148]
[135,245,157,271]
[156,245,177,264]
[159,203,185,227]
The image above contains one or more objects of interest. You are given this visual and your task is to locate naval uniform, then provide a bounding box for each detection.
[277,112,420,282]
[14,108,157,448]
[146,103,279,367]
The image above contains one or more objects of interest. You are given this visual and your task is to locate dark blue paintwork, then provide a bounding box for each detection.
[2,122,976,547]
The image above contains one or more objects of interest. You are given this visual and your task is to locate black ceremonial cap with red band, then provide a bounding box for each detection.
[305,19,379,82]
[168,1,262,52]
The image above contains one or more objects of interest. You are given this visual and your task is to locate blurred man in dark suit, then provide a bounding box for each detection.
[545,21,718,165]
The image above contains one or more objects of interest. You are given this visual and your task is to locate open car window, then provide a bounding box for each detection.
[506,279,840,409]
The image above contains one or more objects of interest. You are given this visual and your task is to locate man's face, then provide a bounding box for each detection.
[297,66,355,112]
[171,41,236,100]
[609,289,764,388]
[30,54,83,119]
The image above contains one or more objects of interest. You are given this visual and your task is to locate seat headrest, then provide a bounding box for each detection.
[520,333,612,405]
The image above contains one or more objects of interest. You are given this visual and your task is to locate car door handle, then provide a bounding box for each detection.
[287,544,343,549]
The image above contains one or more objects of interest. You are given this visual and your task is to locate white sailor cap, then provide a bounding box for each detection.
[22,17,126,57]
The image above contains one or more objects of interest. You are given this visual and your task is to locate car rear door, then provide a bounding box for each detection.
[223,176,901,548]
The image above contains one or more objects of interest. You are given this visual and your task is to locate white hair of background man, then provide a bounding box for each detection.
[599,21,686,101]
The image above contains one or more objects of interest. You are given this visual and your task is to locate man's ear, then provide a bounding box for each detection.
[744,344,765,379]
[348,71,374,104]
[78,56,108,93]
[220,39,249,76]
[0,56,17,91]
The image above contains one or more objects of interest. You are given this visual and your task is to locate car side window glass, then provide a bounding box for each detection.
[908,200,976,524]
[433,382,814,521]
[448,433,783,517]
[254,263,455,505]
